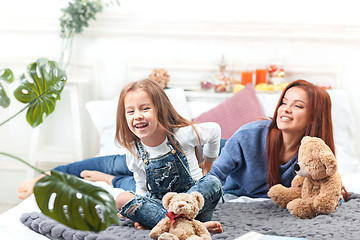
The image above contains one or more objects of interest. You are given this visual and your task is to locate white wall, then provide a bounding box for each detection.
[1,0,360,204]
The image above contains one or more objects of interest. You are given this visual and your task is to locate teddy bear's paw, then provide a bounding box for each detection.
[268,185,290,208]
[313,197,338,214]
[158,232,179,240]
[267,185,283,198]
[287,199,316,219]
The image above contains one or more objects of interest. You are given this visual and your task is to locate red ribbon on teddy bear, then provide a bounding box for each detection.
[166,212,185,226]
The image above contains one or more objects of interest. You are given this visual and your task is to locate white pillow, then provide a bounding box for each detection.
[85,96,121,156]
[86,88,191,156]
[327,90,360,176]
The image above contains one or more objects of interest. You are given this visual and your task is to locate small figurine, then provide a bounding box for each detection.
[149,69,170,89]
[214,55,230,93]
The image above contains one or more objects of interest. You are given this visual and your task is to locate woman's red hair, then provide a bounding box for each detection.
[266,79,335,187]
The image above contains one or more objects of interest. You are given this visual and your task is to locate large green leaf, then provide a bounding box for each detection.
[13,58,67,127]
[34,170,120,232]
[0,68,14,108]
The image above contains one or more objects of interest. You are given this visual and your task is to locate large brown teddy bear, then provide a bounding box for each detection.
[268,136,343,219]
[149,191,211,240]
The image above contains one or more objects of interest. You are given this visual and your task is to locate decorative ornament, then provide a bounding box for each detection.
[214,55,230,93]
[149,69,170,89]
[276,68,285,78]
[267,65,287,90]
[268,65,278,77]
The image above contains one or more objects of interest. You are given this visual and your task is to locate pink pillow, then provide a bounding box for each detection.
[193,84,264,139]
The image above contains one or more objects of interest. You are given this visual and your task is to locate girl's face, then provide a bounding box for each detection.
[124,89,166,147]
[276,86,309,134]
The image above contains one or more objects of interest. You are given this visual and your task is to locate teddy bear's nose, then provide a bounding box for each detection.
[294,163,300,171]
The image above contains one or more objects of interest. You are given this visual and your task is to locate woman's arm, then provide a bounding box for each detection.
[208,134,243,184]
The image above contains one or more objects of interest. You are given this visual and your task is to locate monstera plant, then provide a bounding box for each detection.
[0,58,119,232]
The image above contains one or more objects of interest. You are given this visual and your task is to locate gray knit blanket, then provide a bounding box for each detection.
[20,193,360,240]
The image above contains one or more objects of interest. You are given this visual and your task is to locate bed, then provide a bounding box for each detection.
[1,85,360,240]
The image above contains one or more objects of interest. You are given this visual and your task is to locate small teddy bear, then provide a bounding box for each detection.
[149,191,211,240]
[268,136,343,219]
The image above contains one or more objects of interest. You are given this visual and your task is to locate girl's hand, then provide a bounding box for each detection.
[201,156,217,175]
[201,161,213,175]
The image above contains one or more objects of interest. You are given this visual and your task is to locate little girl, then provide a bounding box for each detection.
[114,79,223,230]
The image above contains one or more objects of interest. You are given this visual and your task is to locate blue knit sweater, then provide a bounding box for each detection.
[209,120,297,198]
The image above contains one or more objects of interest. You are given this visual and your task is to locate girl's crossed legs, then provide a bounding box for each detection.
[116,174,223,233]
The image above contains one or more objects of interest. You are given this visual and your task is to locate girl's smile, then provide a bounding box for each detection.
[124,89,167,147]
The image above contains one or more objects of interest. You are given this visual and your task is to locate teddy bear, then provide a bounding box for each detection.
[268,136,343,219]
[149,191,211,240]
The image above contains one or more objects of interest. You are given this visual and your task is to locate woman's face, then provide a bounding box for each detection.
[124,89,165,146]
[276,86,309,134]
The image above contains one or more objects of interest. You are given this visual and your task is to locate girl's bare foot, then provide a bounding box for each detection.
[204,221,223,234]
[80,170,115,185]
[117,212,146,230]
[134,222,148,230]
[17,174,46,199]
[17,179,36,199]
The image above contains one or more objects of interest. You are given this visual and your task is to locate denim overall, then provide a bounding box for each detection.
[139,138,195,200]
[119,137,223,228]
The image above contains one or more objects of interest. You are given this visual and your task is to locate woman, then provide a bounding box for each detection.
[208,79,339,201]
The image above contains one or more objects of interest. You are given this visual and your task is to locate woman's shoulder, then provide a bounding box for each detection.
[230,119,270,139]
[238,119,270,131]
[227,120,270,147]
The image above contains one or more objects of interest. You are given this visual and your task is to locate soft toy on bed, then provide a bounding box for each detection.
[268,136,343,219]
[149,191,211,240]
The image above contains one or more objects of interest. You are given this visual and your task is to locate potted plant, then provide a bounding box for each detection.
[0,58,119,232]
[59,0,119,69]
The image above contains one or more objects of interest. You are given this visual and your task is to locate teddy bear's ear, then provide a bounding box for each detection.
[319,142,338,176]
[300,136,312,145]
[162,192,177,209]
[190,191,205,210]
[320,151,337,176]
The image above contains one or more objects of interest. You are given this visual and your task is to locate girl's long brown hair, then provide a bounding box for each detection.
[115,79,199,155]
[266,79,335,187]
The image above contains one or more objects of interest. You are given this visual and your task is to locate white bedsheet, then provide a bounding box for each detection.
[0,195,46,240]
[0,180,124,240]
